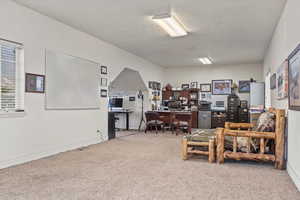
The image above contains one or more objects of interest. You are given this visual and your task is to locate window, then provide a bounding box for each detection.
[0,39,24,113]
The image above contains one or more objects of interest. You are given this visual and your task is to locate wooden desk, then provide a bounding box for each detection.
[156,111,198,128]
[154,111,193,132]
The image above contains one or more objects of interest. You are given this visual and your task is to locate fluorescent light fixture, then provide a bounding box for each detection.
[198,57,213,65]
[152,13,187,37]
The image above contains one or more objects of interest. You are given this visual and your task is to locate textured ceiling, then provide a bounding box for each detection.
[14,0,286,68]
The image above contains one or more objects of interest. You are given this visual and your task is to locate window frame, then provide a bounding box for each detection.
[0,38,25,117]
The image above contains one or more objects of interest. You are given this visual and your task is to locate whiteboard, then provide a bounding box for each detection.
[250,82,265,107]
[45,50,100,110]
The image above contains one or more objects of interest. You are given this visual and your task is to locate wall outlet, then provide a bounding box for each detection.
[97,129,104,139]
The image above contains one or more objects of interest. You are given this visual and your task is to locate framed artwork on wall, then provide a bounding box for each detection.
[238,80,250,93]
[100,89,107,97]
[100,78,107,87]
[181,84,189,89]
[200,84,211,92]
[157,82,161,90]
[25,73,45,93]
[190,82,198,89]
[277,60,288,100]
[148,81,153,89]
[212,79,232,95]
[270,73,277,90]
[152,82,158,90]
[129,96,136,101]
[288,44,300,111]
[101,66,107,74]
[148,81,161,90]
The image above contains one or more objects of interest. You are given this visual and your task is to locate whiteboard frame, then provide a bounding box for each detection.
[44,49,101,110]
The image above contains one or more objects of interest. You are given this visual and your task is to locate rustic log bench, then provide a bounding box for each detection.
[216,109,286,169]
[182,129,216,163]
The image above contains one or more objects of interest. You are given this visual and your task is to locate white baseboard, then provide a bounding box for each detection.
[287,162,300,192]
[0,136,106,170]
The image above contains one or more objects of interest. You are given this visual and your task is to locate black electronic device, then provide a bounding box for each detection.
[199,101,211,111]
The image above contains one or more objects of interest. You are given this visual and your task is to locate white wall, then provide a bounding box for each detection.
[0,0,163,169]
[164,64,263,105]
[263,0,300,191]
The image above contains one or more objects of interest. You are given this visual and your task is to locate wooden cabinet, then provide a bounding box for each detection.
[239,108,249,123]
[211,111,226,128]
[191,111,198,128]
[227,94,240,122]
[162,89,198,102]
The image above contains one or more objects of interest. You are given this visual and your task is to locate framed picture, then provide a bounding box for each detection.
[157,82,161,90]
[190,82,198,89]
[148,81,153,89]
[25,73,45,93]
[200,84,211,92]
[212,79,232,95]
[200,92,212,101]
[270,73,277,90]
[181,84,189,89]
[238,80,250,93]
[100,89,107,97]
[288,44,300,111]
[100,78,107,87]
[101,66,107,74]
[129,96,136,101]
[277,60,288,100]
[153,82,158,90]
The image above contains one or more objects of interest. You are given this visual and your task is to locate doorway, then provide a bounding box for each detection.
[108,68,149,138]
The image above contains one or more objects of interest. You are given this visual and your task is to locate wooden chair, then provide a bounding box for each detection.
[158,112,175,133]
[216,108,286,169]
[172,112,192,135]
[145,111,164,134]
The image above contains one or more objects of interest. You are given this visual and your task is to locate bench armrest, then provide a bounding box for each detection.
[223,129,275,139]
[225,122,254,130]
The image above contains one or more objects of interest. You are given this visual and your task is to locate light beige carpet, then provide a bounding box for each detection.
[0,132,299,200]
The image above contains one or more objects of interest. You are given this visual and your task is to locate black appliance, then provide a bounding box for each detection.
[227,93,240,122]
[199,101,211,111]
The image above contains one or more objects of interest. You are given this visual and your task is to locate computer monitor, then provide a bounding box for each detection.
[110,97,123,109]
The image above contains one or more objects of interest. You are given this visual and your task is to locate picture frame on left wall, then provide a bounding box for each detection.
[101,66,107,74]
[100,89,107,97]
[288,44,300,111]
[277,60,288,100]
[100,77,107,87]
[25,73,45,93]
[270,73,277,90]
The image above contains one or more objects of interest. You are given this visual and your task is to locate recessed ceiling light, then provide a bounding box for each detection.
[152,13,187,38]
[198,57,213,65]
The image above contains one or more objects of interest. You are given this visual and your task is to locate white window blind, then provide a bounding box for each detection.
[0,39,24,112]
